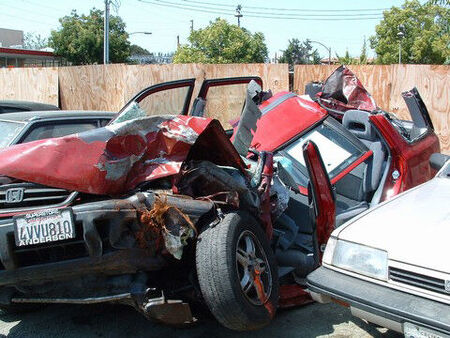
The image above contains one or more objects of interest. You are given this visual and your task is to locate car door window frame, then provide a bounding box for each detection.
[190,76,263,118]
[276,116,372,194]
[110,79,196,124]
[18,119,101,144]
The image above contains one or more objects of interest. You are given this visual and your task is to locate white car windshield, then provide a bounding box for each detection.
[283,119,365,179]
[0,120,25,148]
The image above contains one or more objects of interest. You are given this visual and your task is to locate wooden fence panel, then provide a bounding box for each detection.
[293,64,449,154]
[0,67,58,106]
[58,63,289,127]
[58,64,127,112]
[389,65,449,153]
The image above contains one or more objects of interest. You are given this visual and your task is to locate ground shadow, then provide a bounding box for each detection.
[1,301,401,338]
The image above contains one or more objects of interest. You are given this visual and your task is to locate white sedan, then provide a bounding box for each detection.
[307,153,450,338]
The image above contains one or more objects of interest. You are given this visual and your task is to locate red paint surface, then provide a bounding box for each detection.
[0,47,55,57]
[369,115,439,200]
[0,115,244,196]
[237,92,327,152]
[303,141,335,249]
[317,65,377,112]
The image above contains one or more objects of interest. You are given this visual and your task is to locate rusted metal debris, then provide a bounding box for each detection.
[136,196,197,259]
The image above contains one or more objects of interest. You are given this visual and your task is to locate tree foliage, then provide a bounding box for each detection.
[279,39,320,68]
[130,44,151,55]
[49,9,130,65]
[370,0,449,64]
[173,19,268,63]
[23,32,48,50]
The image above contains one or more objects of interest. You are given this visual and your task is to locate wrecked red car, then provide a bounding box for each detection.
[0,67,439,331]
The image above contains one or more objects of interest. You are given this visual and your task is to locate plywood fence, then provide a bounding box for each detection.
[2,64,448,153]
[58,63,288,107]
[0,67,58,105]
[294,65,449,154]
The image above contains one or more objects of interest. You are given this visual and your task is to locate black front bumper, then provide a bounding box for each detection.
[307,267,450,335]
[0,192,213,287]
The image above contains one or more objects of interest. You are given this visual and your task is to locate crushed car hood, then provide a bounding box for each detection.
[337,177,450,273]
[317,65,377,112]
[0,115,245,196]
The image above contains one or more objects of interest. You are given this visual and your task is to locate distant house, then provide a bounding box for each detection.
[129,52,174,64]
[0,47,67,68]
[0,28,67,68]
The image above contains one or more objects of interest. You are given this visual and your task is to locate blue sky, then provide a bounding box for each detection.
[0,0,407,59]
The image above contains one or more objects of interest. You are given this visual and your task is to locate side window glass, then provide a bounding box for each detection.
[114,86,191,124]
[23,122,98,143]
[203,83,248,129]
[284,122,364,180]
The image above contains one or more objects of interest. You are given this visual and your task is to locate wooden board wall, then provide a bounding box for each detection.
[0,67,58,105]
[294,64,450,154]
[59,64,288,104]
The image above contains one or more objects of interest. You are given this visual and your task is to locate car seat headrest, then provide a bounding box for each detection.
[342,110,377,142]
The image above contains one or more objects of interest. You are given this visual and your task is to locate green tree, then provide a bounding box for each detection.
[360,38,368,64]
[49,8,130,65]
[369,0,449,64]
[279,39,320,69]
[23,32,48,50]
[173,18,268,63]
[336,50,358,65]
[130,44,151,56]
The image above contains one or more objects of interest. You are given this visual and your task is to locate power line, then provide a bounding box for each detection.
[138,0,383,20]
[0,3,57,20]
[181,0,388,12]
[0,12,58,27]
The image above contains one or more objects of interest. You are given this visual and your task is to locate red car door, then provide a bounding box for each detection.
[302,140,336,254]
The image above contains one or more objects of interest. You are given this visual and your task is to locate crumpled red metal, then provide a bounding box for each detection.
[317,65,377,112]
[0,115,245,196]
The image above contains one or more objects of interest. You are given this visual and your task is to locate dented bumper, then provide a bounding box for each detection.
[0,192,213,287]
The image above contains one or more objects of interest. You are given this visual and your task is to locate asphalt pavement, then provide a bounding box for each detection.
[0,301,402,338]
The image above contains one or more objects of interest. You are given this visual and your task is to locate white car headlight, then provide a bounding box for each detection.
[325,239,388,281]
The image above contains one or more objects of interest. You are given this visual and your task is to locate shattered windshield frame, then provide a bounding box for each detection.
[0,120,26,148]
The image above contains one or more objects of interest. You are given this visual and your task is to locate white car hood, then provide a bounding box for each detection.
[337,177,450,274]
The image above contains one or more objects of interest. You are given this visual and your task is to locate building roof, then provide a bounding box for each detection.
[0,47,56,59]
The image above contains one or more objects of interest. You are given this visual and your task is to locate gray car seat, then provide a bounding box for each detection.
[335,110,386,226]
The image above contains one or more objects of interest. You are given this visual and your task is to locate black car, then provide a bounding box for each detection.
[0,100,60,114]
[0,110,115,149]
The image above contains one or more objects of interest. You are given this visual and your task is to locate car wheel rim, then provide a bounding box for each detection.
[235,230,272,306]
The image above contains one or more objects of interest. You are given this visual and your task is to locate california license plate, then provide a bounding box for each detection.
[403,322,447,338]
[14,208,75,247]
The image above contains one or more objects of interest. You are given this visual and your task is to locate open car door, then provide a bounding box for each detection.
[110,79,196,124]
[302,140,336,254]
[189,76,263,122]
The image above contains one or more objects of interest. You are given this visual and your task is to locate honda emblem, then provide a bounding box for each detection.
[5,188,25,203]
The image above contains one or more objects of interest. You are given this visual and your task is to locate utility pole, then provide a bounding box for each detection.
[177,35,180,48]
[104,0,110,64]
[397,24,405,64]
[190,20,194,33]
[235,5,243,27]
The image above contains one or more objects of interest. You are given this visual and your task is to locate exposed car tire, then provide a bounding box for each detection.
[196,211,278,331]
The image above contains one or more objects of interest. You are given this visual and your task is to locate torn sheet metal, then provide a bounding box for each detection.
[317,65,377,112]
[137,196,195,260]
[0,115,245,196]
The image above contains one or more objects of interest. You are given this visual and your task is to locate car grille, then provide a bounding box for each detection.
[389,267,448,296]
[0,183,75,214]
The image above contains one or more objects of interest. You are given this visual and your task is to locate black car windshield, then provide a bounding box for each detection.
[0,120,25,148]
[281,118,365,182]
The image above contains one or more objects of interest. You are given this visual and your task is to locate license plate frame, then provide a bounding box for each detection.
[14,208,75,247]
[403,322,447,338]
